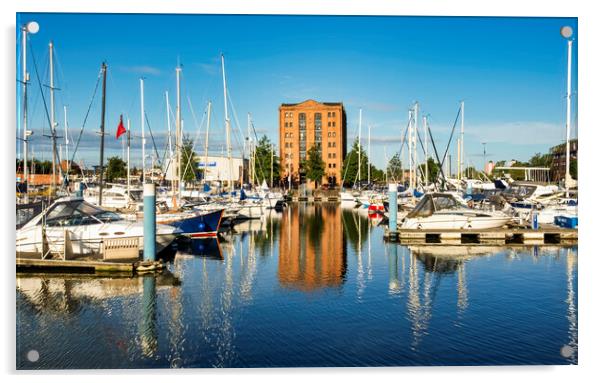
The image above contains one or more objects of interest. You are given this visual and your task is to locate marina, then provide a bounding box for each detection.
[16,203,578,368]
[14,12,580,370]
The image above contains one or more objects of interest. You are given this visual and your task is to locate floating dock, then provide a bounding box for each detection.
[384,224,577,245]
[16,258,165,275]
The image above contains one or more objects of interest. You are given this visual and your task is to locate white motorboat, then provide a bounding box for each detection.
[399,193,512,230]
[16,197,181,258]
[84,184,143,210]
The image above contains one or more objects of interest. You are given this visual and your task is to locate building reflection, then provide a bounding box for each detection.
[278,203,347,290]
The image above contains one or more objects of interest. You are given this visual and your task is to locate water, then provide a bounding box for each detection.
[16,203,578,369]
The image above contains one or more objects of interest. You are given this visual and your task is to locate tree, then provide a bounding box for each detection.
[253,135,280,187]
[105,156,126,182]
[386,153,404,182]
[301,145,326,188]
[528,152,552,168]
[340,138,369,186]
[418,157,441,184]
[369,165,385,183]
[181,135,200,184]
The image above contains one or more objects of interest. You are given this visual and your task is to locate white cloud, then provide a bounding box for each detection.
[117,65,162,75]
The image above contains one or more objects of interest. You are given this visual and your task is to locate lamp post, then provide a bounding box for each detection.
[20,21,39,200]
[561,25,574,197]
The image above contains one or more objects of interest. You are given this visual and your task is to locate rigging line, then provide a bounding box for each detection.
[144,112,162,166]
[225,88,246,156]
[440,105,462,169]
[69,67,102,165]
[427,122,448,191]
[396,117,411,158]
[29,40,64,181]
[180,107,209,183]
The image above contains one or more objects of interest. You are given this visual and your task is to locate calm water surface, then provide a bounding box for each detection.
[16,203,578,369]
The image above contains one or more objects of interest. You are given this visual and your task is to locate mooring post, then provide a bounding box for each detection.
[75,181,84,198]
[143,182,156,261]
[388,183,398,236]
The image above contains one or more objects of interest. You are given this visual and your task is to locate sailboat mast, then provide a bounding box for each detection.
[205,101,212,185]
[413,102,418,190]
[460,100,465,180]
[423,115,428,188]
[98,62,107,206]
[165,91,173,159]
[408,109,412,187]
[127,118,131,198]
[64,105,69,179]
[247,112,252,186]
[368,124,371,185]
[564,39,573,197]
[176,66,182,200]
[358,108,362,183]
[221,54,233,193]
[49,41,57,192]
[140,78,145,183]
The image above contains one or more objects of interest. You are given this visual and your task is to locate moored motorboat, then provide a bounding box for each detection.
[16,197,180,258]
[399,192,512,230]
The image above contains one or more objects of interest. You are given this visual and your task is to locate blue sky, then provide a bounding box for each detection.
[16,13,577,171]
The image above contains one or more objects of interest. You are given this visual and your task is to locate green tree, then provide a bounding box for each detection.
[419,157,441,184]
[301,145,326,188]
[570,159,577,180]
[105,156,126,182]
[341,138,369,186]
[369,165,385,183]
[528,152,552,167]
[253,135,280,187]
[181,135,200,184]
[386,153,404,182]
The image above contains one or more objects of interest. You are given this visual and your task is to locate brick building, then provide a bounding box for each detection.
[550,139,578,181]
[279,100,347,186]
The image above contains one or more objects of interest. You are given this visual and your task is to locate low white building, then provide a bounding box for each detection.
[196,155,247,183]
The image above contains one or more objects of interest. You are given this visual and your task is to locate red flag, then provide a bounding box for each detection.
[116,115,126,139]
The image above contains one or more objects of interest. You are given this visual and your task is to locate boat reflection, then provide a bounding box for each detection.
[177,238,223,260]
[278,203,347,291]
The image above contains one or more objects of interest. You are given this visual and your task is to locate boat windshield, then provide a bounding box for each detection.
[502,184,537,199]
[43,200,123,227]
[406,194,462,218]
[129,190,143,201]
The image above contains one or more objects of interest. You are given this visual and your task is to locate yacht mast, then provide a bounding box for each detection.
[460,100,465,179]
[205,101,212,186]
[368,124,371,185]
[127,118,131,198]
[49,41,58,192]
[221,54,234,193]
[64,105,69,180]
[176,66,182,202]
[140,78,145,183]
[423,115,428,188]
[564,39,573,197]
[358,108,362,183]
[98,62,107,206]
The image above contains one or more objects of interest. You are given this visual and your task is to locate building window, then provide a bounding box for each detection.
[314,113,322,154]
[332,132,336,137]
[332,142,336,147]
[332,121,336,127]
[299,113,306,161]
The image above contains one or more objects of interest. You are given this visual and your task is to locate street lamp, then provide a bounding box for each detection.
[560,25,573,197]
[21,21,39,200]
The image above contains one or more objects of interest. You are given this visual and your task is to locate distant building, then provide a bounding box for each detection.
[193,155,248,184]
[550,139,578,181]
[279,99,347,186]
